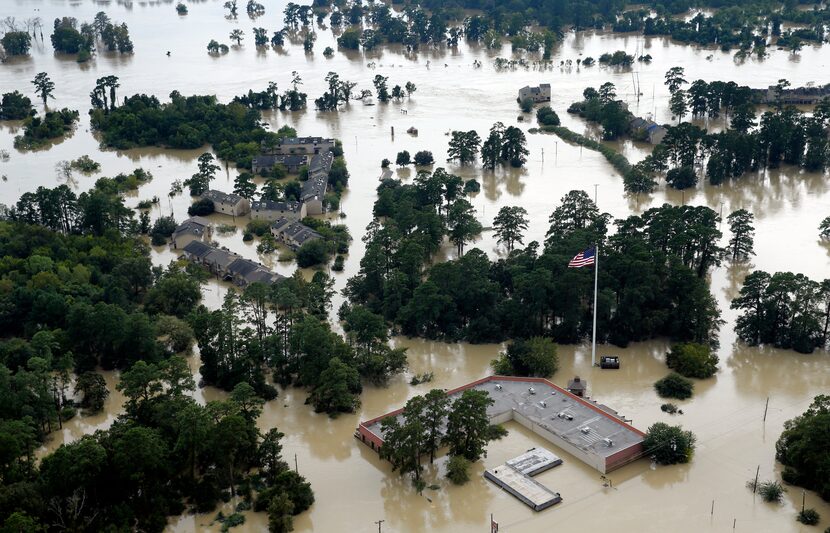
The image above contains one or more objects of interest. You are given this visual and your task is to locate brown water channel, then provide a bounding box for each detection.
[2,0,830,531]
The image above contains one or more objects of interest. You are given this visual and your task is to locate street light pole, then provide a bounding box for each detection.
[374,519,385,533]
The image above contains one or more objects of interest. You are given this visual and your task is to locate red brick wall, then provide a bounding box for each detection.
[605,442,645,472]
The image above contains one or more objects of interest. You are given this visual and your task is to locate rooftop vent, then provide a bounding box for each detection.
[580,427,591,434]
[540,401,547,408]
[528,387,536,395]
[495,384,502,391]
[603,438,613,447]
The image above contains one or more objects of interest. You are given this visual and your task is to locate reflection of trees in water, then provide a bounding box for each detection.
[481,165,527,201]
[379,458,492,531]
[699,167,828,222]
[721,262,752,303]
[726,343,830,399]
[641,461,692,489]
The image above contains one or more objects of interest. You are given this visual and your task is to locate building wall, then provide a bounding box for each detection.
[172,232,199,250]
[605,442,644,472]
[304,198,323,216]
[252,209,301,222]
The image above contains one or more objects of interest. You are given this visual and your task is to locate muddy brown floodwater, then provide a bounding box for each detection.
[3,0,830,531]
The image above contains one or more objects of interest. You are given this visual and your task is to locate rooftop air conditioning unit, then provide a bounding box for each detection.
[540,401,547,408]
[580,427,591,434]
[565,414,574,421]
[528,387,536,395]
[495,384,502,391]
[603,438,613,447]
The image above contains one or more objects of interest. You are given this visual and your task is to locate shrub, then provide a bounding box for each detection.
[536,106,560,126]
[413,150,434,166]
[642,422,695,465]
[176,3,188,14]
[0,91,35,120]
[654,373,694,399]
[797,509,820,525]
[446,455,471,485]
[245,219,271,237]
[188,198,214,216]
[381,158,390,168]
[519,97,534,113]
[756,480,785,503]
[69,155,101,173]
[666,343,718,379]
[332,255,345,271]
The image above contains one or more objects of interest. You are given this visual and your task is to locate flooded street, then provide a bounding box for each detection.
[3,0,830,531]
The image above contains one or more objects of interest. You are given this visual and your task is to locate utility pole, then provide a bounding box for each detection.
[374,519,385,533]
[753,465,760,493]
[294,453,298,473]
[763,397,769,421]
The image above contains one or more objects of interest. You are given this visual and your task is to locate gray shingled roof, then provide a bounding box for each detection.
[202,189,244,206]
[182,240,212,259]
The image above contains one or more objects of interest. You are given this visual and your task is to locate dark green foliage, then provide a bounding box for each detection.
[13,109,79,150]
[643,422,696,465]
[491,337,558,377]
[727,209,755,261]
[666,343,718,379]
[413,150,434,166]
[0,92,35,120]
[349,185,722,346]
[90,93,281,168]
[776,396,830,501]
[307,358,361,416]
[654,373,693,400]
[446,455,471,485]
[0,32,31,56]
[296,239,328,268]
[396,150,411,166]
[69,155,101,173]
[447,130,480,165]
[444,390,494,462]
[732,271,830,353]
[797,509,820,525]
[74,372,109,413]
[493,205,528,252]
[50,17,93,55]
[187,198,215,217]
[536,106,560,126]
[665,166,697,190]
[150,216,177,246]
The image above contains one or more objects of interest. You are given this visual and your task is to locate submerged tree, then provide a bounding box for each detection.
[493,205,529,252]
[727,209,755,261]
[31,72,55,106]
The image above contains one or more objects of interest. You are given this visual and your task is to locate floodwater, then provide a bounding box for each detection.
[2,0,829,531]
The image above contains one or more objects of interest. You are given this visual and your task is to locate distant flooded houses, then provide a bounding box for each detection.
[629,116,667,145]
[518,84,552,103]
[753,83,830,105]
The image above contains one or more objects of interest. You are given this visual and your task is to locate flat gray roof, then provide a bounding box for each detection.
[362,376,644,464]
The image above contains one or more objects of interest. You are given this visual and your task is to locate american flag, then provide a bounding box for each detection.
[568,246,596,268]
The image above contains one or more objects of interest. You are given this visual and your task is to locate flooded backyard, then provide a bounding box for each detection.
[2,0,830,531]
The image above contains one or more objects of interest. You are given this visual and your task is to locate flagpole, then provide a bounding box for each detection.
[592,242,599,367]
